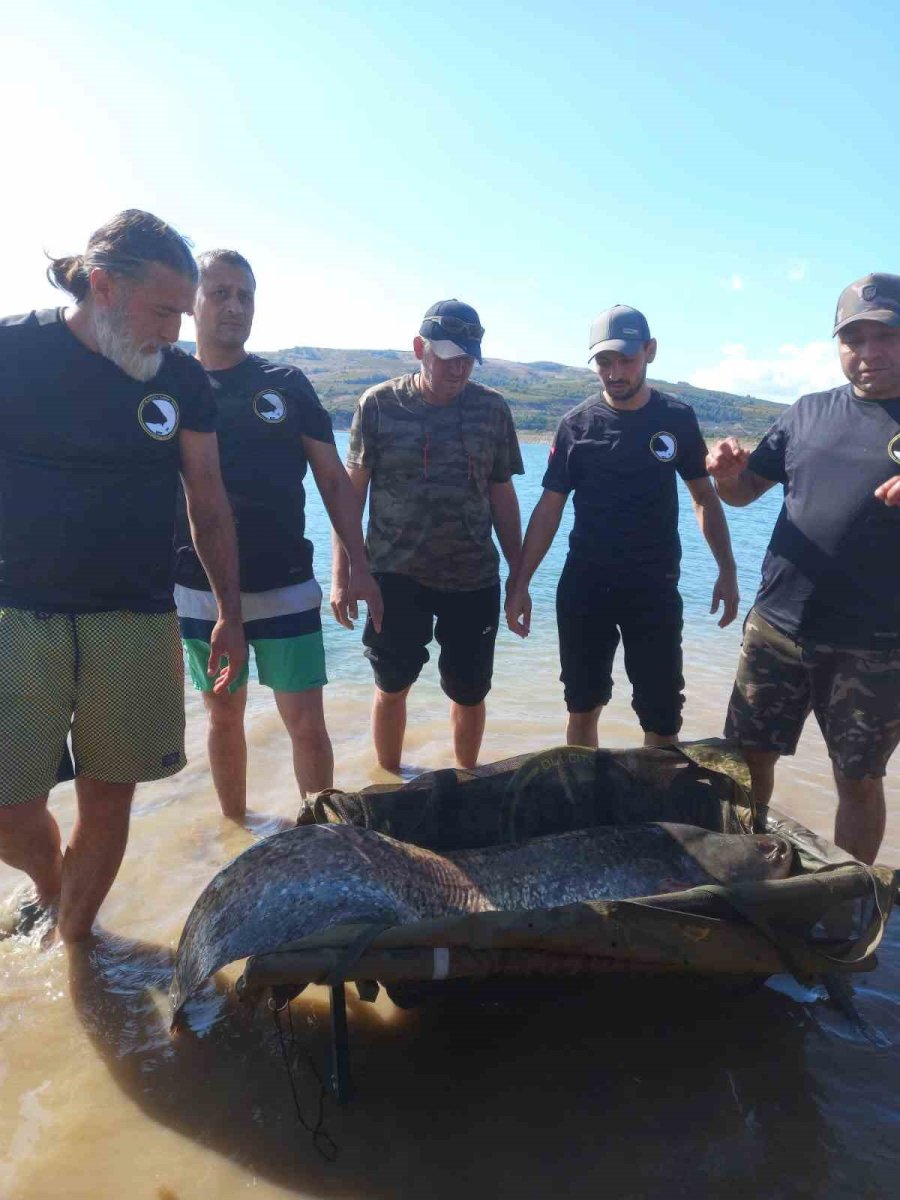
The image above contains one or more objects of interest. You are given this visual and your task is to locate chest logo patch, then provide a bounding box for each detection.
[138,394,179,441]
[650,431,677,462]
[253,389,286,424]
[888,432,900,466]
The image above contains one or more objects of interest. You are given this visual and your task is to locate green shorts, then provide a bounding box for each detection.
[176,582,327,695]
[0,607,186,808]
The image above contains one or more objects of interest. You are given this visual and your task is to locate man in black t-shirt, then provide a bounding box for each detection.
[174,250,381,819]
[0,210,245,943]
[506,305,739,748]
[708,273,900,864]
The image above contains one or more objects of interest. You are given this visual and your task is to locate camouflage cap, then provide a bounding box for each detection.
[833,273,900,336]
[420,299,484,363]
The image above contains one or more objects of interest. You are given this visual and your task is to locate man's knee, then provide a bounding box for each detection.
[831,764,883,797]
[204,687,247,730]
[277,695,329,743]
[742,747,781,768]
[374,684,411,707]
[0,793,50,829]
[74,777,136,811]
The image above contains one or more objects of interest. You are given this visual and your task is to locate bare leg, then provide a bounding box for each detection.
[566,707,603,748]
[833,768,885,865]
[372,686,410,773]
[451,701,485,769]
[57,776,135,943]
[0,794,62,905]
[204,686,248,820]
[643,731,679,748]
[274,688,334,796]
[740,747,780,827]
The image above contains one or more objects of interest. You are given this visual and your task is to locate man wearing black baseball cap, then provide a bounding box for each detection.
[506,304,739,750]
[708,272,900,863]
[333,300,524,772]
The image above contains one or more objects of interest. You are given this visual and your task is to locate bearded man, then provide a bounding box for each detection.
[0,209,244,942]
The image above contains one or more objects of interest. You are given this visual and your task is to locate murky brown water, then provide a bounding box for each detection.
[2,625,899,1200]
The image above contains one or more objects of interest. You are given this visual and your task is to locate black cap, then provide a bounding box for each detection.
[833,273,900,336]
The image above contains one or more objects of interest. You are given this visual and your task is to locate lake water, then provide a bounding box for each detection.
[1,433,898,1199]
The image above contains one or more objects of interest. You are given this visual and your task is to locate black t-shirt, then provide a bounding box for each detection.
[0,308,216,612]
[174,355,335,592]
[542,389,708,579]
[748,384,900,647]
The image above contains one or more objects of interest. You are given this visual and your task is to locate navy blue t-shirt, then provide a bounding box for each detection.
[542,390,708,580]
[174,355,335,592]
[0,308,216,612]
[748,384,900,647]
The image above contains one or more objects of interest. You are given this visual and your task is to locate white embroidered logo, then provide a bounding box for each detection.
[650,431,677,462]
[138,394,179,440]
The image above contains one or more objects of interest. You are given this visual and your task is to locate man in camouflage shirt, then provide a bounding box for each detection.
[708,273,900,864]
[332,300,524,772]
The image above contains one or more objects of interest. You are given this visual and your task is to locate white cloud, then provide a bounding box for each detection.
[689,341,843,402]
[728,274,744,291]
[787,260,808,283]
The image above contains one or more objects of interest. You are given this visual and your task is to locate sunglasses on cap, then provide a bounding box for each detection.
[422,314,485,340]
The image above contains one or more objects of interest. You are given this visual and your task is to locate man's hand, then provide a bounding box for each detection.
[505,580,532,638]
[706,437,749,481]
[331,566,383,632]
[207,615,247,694]
[710,568,740,628]
[875,475,900,506]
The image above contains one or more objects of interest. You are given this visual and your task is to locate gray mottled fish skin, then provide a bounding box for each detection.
[170,822,792,1022]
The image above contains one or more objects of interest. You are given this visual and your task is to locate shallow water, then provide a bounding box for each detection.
[1,438,899,1199]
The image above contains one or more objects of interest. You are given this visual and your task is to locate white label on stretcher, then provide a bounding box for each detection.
[432,947,450,980]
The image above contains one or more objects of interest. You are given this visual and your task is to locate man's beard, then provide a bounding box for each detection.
[605,369,646,403]
[94,302,164,382]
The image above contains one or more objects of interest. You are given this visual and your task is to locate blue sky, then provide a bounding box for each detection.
[2,1,897,400]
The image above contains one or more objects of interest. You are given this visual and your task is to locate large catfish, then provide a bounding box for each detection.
[170,822,792,1021]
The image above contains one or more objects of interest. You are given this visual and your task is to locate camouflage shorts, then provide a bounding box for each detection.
[724,609,900,779]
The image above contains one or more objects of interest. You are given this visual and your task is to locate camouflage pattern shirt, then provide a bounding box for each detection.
[346,374,524,590]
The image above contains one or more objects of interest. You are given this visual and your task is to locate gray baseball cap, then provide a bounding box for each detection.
[588,305,652,361]
[833,273,900,336]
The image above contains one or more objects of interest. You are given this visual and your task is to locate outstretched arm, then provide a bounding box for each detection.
[504,489,568,638]
[685,476,739,628]
[178,429,246,692]
[706,437,777,507]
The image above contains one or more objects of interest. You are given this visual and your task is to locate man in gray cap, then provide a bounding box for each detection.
[333,300,524,772]
[506,305,738,749]
[707,273,900,863]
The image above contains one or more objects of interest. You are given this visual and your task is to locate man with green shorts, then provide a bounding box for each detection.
[174,250,381,819]
[708,273,900,863]
[0,210,245,941]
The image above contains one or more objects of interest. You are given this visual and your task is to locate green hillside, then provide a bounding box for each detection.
[183,343,786,441]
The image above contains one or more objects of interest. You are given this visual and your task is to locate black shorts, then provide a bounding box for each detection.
[362,574,501,706]
[556,557,684,735]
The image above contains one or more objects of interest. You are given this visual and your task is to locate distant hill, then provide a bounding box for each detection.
[180,342,784,440]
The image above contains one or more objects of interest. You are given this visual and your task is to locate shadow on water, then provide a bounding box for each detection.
[62,928,886,1200]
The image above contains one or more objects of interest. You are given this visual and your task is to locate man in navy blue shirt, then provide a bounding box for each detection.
[708,273,900,863]
[0,210,245,942]
[506,305,739,748]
